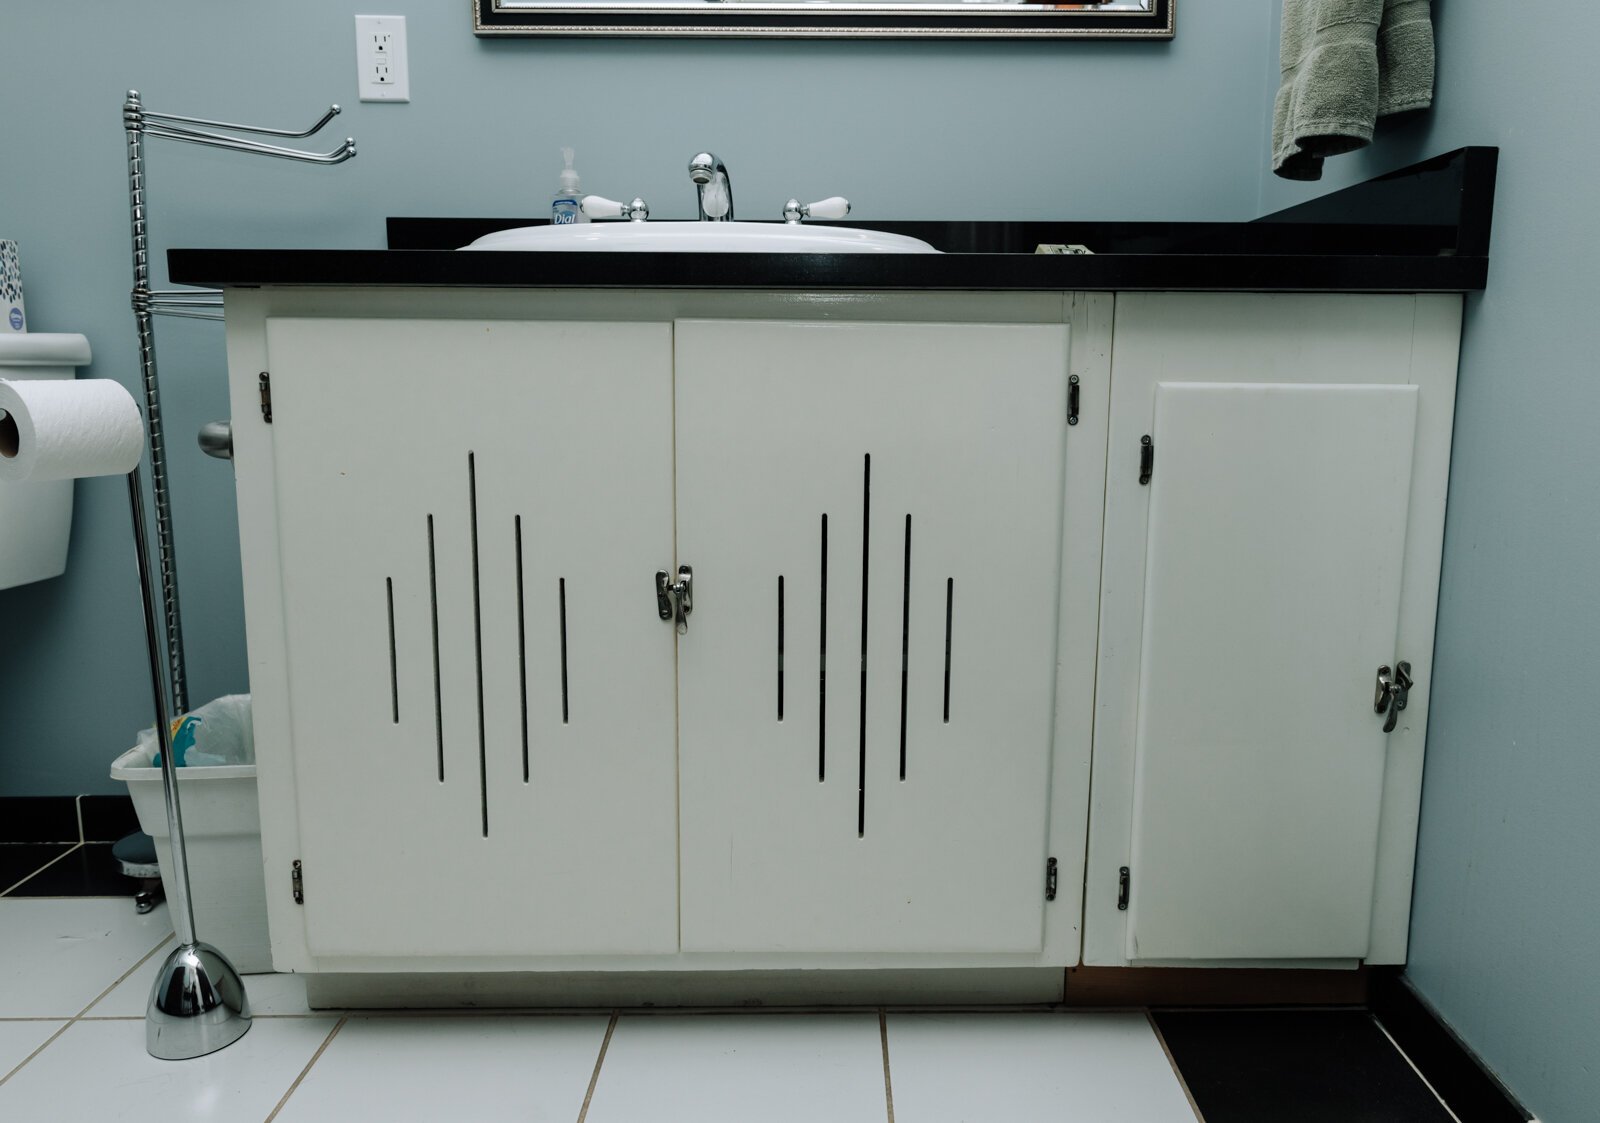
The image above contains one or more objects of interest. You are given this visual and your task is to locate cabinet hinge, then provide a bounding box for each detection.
[1117,866,1130,911]
[291,859,304,905]
[1138,435,1153,485]
[1067,375,1080,427]
[1045,856,1059,901]
[259,372,273,423]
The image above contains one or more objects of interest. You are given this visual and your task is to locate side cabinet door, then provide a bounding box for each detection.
[1088,293,1458,965]
[1127,381,1417,960]
[264,318,678,958]
[674,320,1069,954]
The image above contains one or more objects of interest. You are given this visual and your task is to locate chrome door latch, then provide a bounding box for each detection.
[1374,661,1414,733]
[655,565,693,633]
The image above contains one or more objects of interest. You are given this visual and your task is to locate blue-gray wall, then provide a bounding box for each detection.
[7,4,1597,1116]
[1261,5,1600,1121]
[0,2,1278,795]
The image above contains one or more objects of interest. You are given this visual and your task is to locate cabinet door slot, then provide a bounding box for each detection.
[899,514,912,781]
[468,453,488,837]
[819,512,829,783]
[858,453,871,838]
[771,575,777,726]
[943,577,955,724]
[427,513,443,783]
[559,577,571,725]
[515,516,529,782]
[386,577,398,725]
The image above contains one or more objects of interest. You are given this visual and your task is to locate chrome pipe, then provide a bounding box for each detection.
[124,90,188,716]
[142,103,341,140]
[141,125,356,165]
[129,466,251,1060]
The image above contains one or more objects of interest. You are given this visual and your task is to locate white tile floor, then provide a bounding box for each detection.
[0,896,1202,1123]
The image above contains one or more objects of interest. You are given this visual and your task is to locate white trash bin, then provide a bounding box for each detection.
[110,744,271,973]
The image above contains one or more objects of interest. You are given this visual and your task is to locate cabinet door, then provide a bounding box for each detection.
[1088,293,1458,965]
[674,320,1070,954]
[1127,381,1416,960]
[263,318,678,958]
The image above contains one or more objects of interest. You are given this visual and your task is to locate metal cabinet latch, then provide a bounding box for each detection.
[655,565,693,633]
[1374,661,1414,733]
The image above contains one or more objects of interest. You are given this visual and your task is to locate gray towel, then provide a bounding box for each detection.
[1272,0,1435,180]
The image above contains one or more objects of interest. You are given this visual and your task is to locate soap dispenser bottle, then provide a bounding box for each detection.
[551,147,589,225]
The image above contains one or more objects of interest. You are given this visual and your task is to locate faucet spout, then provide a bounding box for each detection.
[688,151,734,222]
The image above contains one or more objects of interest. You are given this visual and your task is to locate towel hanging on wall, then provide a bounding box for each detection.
[1272,0,1435,180]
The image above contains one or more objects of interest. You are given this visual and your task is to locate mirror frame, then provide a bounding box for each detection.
[473,0,1173,39]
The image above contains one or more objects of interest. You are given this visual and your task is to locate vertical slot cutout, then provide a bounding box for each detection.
[386,577,399,725]
[899,515,911,781]
[777,575,786,722]
[559,578,570,724]
[428,515,443,782]
[859,454,870,839]
[516,516,529,783]
[943,577,955,724]
[469,454,487,837]
[819,514,828,782]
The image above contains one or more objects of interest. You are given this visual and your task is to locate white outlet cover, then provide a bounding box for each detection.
[356,15,409,103]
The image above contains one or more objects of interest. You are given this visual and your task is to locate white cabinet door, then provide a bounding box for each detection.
[674,320,1070,953]
[1087,293,1460,965]
[263,318,679,958]
[1129,381,1416,960]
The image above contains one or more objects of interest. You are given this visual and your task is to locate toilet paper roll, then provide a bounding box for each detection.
[0,378,144,482]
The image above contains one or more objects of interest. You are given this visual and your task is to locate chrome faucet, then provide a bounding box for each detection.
[688,152,734,221]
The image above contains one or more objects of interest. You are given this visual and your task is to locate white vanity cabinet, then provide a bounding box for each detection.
[228,291,1108,977]
[223,286,1459,985]
[1082,293,1462,968]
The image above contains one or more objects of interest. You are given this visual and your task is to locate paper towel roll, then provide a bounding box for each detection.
[0,378,143,482]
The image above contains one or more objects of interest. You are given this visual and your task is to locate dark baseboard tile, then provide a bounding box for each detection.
[78,795,141,842]
[1369,967,1535,1123]
[0,796,80,843]
[0,794,140,844]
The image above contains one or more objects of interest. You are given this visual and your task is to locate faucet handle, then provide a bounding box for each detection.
[581,195,650,222]
[783,196,850,224]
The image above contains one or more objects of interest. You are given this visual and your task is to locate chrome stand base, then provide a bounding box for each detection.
[145,942,252,1060]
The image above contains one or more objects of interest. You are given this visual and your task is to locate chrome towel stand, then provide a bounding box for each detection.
[121,90,355,714]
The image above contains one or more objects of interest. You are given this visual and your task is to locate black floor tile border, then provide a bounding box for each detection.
[1369,968,1534,1123]
[0,843,75,891]
[5,843,139,898]
[1153,1007,1456,1123]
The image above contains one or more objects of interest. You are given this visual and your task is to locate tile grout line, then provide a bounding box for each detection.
[1372,1013,1467,1123]
[0,842,84,897]
[1145,1010,1208,1123]
[575,1010,619,1123]
[76,929,179,1019]
[263,1015,348,1123]
[878,1008,896,1123]
[0,924,174,1088]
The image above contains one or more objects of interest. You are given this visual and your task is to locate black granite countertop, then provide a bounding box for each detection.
[168,148,1496,294]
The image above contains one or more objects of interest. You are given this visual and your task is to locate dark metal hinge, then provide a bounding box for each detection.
[1045,856,1059,901]
[259,372,273,423]
[1067,375,1080,427]
[1117,866,1130,911]
[291,859,304,905]
[1138,435,1153,485]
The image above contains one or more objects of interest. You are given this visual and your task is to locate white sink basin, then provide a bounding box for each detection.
[462,222,941,255]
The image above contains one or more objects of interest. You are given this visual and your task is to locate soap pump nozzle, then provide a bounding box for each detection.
[559,146,581,194]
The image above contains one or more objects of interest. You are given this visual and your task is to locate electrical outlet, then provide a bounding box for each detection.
[356,15,409,102]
